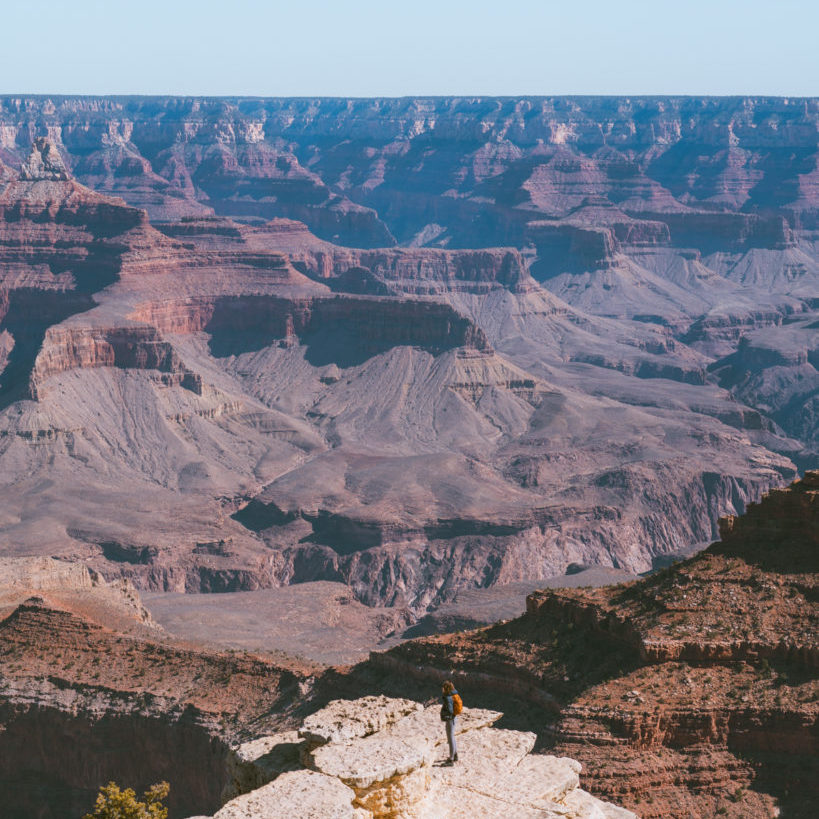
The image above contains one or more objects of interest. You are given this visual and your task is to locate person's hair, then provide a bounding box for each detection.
[442,680,455,694]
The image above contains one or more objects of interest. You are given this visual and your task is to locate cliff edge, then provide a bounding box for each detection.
[366,472,818,818]
[191,695,637,819]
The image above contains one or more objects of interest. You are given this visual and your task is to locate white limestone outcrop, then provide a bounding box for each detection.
[190,696,639,819]
[300,696,423,747]
[212,770,366,819]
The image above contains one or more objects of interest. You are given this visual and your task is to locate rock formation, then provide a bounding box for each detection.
[0,556,156,630]
[19,137,70,182]
[193,695,638,819]
[0,571,309,819]
[0,558,634,819]
[0,472,813,818]
[366,473,819,817]
[0,99,816,612]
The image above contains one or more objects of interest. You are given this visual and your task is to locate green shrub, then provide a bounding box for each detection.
[83,781,169,819]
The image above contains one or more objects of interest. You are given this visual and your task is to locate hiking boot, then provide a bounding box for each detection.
[453,754,459,762]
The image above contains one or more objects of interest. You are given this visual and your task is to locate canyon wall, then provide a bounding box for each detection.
[0,701,230,819]
[364,474,818,818]
[0,99,815,609]
[2,96,818,240]
[0,589,306,819]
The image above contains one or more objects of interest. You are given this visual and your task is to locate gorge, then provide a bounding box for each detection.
[0,96,816,608]
[0,95,816,817]
[0,473,814,818]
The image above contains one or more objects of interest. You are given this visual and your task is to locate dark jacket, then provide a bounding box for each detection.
[440,689,458,721]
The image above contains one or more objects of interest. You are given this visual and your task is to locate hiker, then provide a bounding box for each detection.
[440,680,462,764]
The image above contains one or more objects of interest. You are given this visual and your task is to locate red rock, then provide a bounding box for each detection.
[369,474,818,817]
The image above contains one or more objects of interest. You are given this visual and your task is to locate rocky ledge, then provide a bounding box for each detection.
[365,472,818,817]
[191,695,636,819]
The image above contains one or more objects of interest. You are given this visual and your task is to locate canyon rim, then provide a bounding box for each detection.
[0,91,816,819]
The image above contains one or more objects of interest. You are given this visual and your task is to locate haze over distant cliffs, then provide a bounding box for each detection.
[0,96,816,608]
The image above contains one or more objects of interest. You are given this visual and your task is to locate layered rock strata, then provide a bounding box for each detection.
[0,588,308,819]
[2,96,818,237]
[0,477,815,818]
[0,564,636,818]
[367,474,818,817]
[0,106,816,609]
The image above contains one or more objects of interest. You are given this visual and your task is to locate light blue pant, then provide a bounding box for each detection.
[445,717,457,760]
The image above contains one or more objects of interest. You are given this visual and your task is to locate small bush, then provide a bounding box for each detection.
[83,781,169,819]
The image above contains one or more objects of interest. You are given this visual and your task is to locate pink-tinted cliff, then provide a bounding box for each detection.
[1,96,817,244]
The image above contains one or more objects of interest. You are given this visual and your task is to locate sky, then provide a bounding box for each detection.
[2,0,817,97]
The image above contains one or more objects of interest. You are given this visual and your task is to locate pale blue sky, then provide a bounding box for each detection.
[2,0,817,96]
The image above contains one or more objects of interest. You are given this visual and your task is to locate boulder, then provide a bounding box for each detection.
[212,769,365,818]
[310,733,432,789]
[310,733,435,818]
[299,696,423,746]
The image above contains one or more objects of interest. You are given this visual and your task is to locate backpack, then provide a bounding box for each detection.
[452,692,463,716]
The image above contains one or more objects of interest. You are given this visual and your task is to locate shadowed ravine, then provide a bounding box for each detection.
[0,705,231,819]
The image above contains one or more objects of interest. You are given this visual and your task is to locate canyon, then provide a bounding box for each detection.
[0,97,816,611]
[0,95,817,817]
[0,472,814,818]
[358,471,819,817]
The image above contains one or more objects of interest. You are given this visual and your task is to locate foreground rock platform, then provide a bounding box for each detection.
[190,695,638,819]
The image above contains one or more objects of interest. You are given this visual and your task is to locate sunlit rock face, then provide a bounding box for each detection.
[0,98,816,609]
[201,695,638,819]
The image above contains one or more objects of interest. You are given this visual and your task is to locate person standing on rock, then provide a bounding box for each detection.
[440,680,461,764]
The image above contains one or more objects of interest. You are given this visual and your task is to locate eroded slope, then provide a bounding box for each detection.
[0,107,816,608]
[365,472,818,817]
